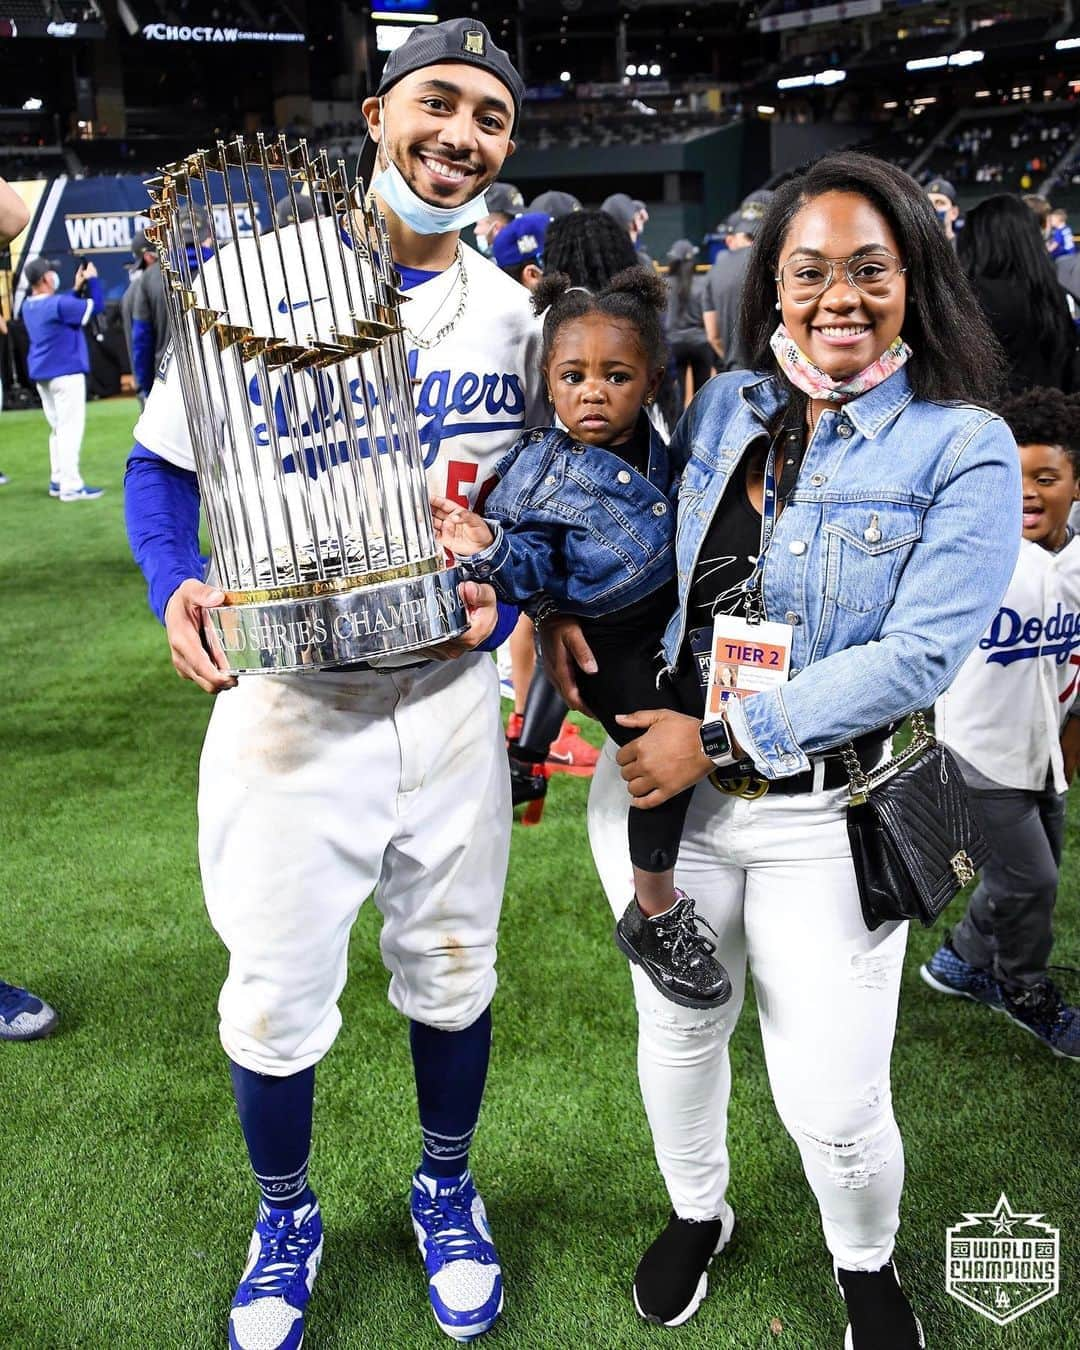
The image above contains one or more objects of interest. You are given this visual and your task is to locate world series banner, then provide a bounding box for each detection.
[11,170,279,303]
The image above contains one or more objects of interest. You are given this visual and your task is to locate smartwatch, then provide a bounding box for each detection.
[700,717,737,770]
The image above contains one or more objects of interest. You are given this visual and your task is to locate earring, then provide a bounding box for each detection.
[775,300,782,311]
[645,394,654,406]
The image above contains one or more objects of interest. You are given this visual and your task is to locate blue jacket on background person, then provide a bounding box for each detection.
[461,418,677,617]
[662,366,1022,779]
[22,276,104,381]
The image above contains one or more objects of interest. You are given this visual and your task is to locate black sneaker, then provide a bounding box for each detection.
[1000,978,1080,1059]
[837,1261,925,1349]
[632,1208,735,1327]
[615,891,732,1008]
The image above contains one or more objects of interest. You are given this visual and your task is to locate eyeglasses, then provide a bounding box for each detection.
[775,250,907,305]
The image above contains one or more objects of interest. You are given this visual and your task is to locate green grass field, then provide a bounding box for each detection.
[0,398,1076,1349]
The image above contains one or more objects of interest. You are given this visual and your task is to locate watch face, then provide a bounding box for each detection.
[701,720,731,759]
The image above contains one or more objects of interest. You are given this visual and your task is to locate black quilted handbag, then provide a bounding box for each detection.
[843,713,989,933]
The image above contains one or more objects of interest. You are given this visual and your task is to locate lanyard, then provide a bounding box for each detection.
[741,441,780,625]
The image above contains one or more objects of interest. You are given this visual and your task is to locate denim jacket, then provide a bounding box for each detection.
[663,367,1022,779]
[460,419,677,617]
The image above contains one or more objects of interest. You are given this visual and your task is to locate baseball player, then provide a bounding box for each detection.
[20,256,104,501]
[122,230,167,406]
[124,20,542,1349]
[0,181,57,1031]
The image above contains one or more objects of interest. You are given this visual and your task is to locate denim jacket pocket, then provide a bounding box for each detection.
[823,501,925,615]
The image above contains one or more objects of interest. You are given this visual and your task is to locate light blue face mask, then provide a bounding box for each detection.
[369,108,489,236]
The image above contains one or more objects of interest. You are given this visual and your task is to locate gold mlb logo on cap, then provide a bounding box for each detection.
[463,29,485,54]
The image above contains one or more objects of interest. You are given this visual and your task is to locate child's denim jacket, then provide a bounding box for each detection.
[459,418,676,618]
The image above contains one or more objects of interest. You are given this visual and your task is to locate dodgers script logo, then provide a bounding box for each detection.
[247,348,526,478]
[945,1194,1059,1327]
[978,602,1080,666]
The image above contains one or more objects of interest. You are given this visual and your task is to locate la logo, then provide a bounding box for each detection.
[463,29,485,54]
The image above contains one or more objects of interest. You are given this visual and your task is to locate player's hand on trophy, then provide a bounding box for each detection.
[164,579,238,693]
[425,580,499,660]
[430,495,494,558]
[539,615,597,716]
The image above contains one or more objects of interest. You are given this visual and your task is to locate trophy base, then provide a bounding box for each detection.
[206,568,468,674]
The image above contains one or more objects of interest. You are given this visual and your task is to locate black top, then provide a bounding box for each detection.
[684,422,805,633]
[612,411,652,477]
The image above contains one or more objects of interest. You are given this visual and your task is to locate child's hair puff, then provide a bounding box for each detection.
[532,265,668,371]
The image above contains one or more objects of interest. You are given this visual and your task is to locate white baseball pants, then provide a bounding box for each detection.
[588,741,907,1271]
[199,653,510,1077]
[35,372,86,495]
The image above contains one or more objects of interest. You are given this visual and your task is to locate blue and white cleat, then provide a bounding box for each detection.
[0,980,59,1040]
[919,941,1003,1008]
[229,1197,322,1350]
[411,1170,503,1341]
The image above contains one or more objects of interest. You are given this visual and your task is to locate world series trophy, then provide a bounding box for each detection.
[143,135,467,673]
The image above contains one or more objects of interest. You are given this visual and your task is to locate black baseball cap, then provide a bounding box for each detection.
[484,182,525,217]
[376,19,524,135]
[529,190,581,219]
[24,257,59,284]
[925,178,957,205]
[602,192,637,231]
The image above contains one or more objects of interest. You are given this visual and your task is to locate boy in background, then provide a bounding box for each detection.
[923,386,1080,1059]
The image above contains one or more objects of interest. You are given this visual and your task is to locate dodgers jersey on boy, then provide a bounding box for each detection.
[135,223,544,527]
[937,535,1080,792]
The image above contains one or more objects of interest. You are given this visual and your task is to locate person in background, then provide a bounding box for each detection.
[473,180,524,257]
[702,192,772,372]
[0,178,30,479]
[133,204,214,400]
[959,193,1078,394]
[274,192,315,228]
[491,210,548,290]
[122,231,159,406]
[0,179,60,1037]
[925,177,959,243]
[528,189,581,220]
[1047,205,1076,258]
[20,256,104,501]
[664,238,713,411]
[601,191,653,267]
[923,386,1080,1060]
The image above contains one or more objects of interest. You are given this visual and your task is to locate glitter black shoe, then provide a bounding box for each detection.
[632,1208,735,1327]
[615,891,732,1008]
[837,1260,925,1349]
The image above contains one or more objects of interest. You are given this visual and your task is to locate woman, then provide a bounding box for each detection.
[543,152,1020,1347]
[664,238,714,412]
[958,193,1078,394]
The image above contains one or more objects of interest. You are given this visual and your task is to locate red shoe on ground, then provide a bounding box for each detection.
[546,721,599,777]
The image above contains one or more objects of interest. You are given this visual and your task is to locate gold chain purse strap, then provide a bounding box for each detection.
[840,711,936,806]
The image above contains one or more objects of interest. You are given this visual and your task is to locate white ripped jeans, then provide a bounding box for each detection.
[588,742,907,1271]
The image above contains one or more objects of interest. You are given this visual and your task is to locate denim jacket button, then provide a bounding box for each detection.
[544,475,556,486]
[784,611,801,625]
[810,473,826,486]
[652,502,668,516]
[837,421,853,438]
[572,443,585,454]
[617,470,632,484]
[789,540,806,555]
[531,430,544,443]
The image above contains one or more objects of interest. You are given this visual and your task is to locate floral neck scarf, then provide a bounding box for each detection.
[769,324,912,402]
